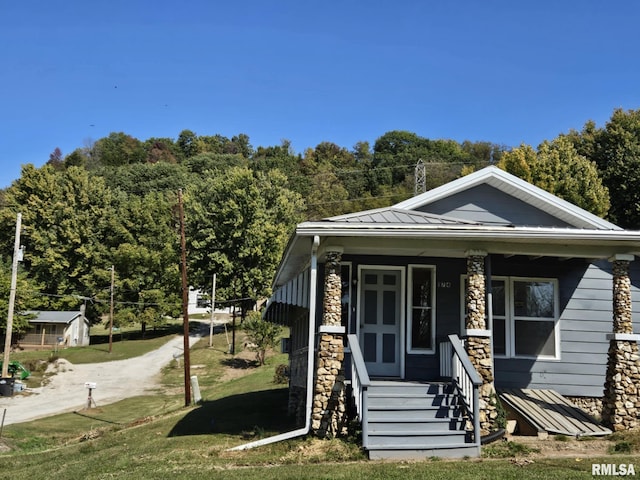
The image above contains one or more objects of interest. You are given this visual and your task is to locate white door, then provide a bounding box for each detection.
[359,268,402,377]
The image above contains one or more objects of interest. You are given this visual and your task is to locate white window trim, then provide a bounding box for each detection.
[460,275,561,360]
[407,264,436,354]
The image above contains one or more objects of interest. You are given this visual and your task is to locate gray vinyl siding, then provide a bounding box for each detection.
[326,254,638,398]
[416,184,573,227]
[494,258,640,397]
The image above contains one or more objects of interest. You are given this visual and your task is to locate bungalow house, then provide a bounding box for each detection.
[20,310,90,348]
[262,166,640,459]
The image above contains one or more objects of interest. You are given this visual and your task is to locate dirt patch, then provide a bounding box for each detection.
[502,434,612,458]
[219,349,260,382]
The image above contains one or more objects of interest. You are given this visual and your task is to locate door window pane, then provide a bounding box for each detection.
[364,290,377,324]
[382,333,395,363]
[383,274,396,286]
[364,333,377,362]
[383,291,396,325]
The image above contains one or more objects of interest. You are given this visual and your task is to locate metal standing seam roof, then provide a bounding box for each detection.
[27,311,84,325]
[325,207,482,226]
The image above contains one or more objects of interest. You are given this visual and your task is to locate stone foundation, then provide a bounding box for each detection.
[566,396,603,420]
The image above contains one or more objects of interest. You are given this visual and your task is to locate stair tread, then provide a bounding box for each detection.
[366,442,475,450]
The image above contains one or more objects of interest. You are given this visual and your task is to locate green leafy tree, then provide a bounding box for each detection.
[0,165,119,316]
[93,132,147,166]
[108,192,181,334]
[498,138,610,218]
[185,167,303,317]
[0,256,40,333]
[587,108,640,227]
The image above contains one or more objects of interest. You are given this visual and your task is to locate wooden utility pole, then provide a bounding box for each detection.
[108,265,115,354]
[209,273,216,348]
[2,213,21,379]
[178,189,191,406]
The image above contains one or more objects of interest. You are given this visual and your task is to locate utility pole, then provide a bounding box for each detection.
[109,265,115,354]
[209,273,216,348]
[178,189,191,406]
[2,213,22,379]
[415,159,426,196]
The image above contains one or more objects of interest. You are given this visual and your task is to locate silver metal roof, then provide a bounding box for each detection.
[27,311,84,325]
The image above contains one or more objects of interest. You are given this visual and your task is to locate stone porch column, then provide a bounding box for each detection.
[464,250,497,435]
[311,248,347,438]
[602,254,640,431]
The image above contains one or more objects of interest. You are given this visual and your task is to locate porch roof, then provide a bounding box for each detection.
[273,218,640,289]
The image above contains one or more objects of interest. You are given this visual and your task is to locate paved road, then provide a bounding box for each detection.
[0,330,203,426]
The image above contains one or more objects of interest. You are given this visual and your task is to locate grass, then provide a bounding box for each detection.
[0,327,638,479]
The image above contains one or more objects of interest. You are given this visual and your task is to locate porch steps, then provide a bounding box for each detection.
[364,381,479,460]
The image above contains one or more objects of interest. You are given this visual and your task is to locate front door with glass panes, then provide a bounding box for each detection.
[358,268,402,377]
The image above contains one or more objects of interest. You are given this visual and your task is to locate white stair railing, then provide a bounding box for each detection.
[347,334,371,447]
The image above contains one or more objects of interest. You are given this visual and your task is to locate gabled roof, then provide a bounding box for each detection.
[326,207,481,226]
[27,311,85,325]
[393,166,620,231]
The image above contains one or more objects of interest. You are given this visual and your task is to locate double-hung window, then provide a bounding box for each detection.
[463,276,559,359]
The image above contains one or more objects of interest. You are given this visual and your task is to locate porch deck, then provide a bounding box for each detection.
[499,388,611,437]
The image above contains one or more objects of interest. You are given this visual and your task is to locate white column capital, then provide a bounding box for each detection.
[465,249,487,257]
[609,254,634,263]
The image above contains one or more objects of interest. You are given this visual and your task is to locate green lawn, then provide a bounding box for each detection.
[0,326,638,479]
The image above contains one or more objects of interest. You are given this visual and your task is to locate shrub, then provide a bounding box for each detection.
[242,312,282,365]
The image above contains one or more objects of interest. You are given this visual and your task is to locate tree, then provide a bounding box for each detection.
[185,167,303,317]
[498,138,610,218]
[0,256,40,333]
[93,132,147,166]
[586,108,640,228]
[0,164,119,316]
[47,148,64,170]
[107,192,181,334]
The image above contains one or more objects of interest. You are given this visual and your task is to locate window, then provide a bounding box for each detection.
[462,276,559,359]
[408,265,436,353]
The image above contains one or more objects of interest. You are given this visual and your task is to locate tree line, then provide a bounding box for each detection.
[1,107,639,335]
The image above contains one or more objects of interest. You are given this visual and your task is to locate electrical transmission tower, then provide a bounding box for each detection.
[414,159,426,195]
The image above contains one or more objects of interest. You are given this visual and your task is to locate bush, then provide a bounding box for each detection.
[242,312,282,365]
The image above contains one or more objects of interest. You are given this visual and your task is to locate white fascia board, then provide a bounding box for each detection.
[296,223,640,243]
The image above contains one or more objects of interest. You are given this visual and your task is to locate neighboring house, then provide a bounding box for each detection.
[263,166,640,459]
[20,310,90,348]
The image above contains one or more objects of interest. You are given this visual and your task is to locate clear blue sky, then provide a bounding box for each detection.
[2,1,639,188]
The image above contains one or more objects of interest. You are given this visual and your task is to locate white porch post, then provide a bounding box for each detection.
[312,247,347,438]
[464,250,497,435]
[603,254,640,431]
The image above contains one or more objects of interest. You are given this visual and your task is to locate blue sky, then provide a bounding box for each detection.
[1,1,639,189]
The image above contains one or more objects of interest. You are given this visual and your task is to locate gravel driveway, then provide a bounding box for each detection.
[0,329,203,426]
